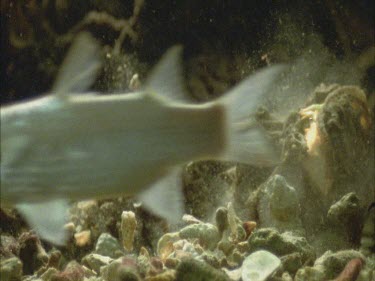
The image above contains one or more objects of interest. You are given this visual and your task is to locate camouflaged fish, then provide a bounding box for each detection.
[0,33,283,244]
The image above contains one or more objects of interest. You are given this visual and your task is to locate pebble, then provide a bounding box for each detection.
[82,253,114,273]
[241,250,281,281]
[95,233,123,258]
[248,228,314,262]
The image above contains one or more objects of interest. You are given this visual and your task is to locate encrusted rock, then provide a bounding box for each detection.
[313,250,365,280]
[248,228,314,263]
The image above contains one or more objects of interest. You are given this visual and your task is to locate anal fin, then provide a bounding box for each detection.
[138,167,184,224]
[16,199,69,245]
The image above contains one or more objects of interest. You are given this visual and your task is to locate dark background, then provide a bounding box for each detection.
[1,0,374,105]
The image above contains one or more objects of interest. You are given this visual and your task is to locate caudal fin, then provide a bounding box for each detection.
[219,65,285,166]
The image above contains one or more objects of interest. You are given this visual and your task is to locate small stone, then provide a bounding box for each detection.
[95,233,123,258]
[0,257,23,281]
[82,253,113,273]
[179,223,220,250]
[121,211,137,252]
[74,230,91,247]
[241,250,281,281]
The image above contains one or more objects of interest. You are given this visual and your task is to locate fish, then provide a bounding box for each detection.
[0,33,284,245]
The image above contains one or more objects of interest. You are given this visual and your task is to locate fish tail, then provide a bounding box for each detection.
[219,65,285,166]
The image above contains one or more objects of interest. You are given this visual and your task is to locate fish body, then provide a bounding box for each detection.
[0,33,283,244]
[1,92,224,204]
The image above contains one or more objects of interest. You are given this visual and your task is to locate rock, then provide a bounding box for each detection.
[241,250,281,281]
[175,258,229,281]
[294,249,366,281]
[82,253,113,273]
[248,228,314,263]
[179,223,220,250]
[0,257,23,281]
[95,233,123,258]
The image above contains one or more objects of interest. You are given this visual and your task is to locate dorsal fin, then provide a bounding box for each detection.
[51,32,101,95]
[145,46,193,103]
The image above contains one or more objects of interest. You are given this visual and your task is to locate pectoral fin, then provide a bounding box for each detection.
[138,167,184,224]
[16,199,69,245]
